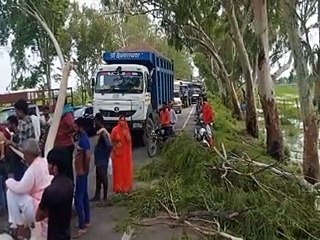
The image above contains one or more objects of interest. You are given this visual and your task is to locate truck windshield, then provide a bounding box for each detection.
[95,71,143,94]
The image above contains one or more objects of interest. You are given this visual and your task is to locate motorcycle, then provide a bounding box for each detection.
[147,124,171,158]
[194,121,212,148]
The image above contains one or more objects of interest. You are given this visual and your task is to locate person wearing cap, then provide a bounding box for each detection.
[5,139,52,240]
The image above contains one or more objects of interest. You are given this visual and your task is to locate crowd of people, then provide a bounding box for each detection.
[0,98,134,240]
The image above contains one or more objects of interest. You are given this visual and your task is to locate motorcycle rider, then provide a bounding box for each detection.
[159,102,171,138]
[201,97,215,146]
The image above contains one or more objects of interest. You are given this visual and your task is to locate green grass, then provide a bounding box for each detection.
[275,84,299,98]
[274,84,300,120]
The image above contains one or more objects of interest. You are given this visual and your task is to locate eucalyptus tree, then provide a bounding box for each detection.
[222,0,259,138]
[133,0,243,118]
[282,0,320,183]
[0,0,69,90]
[63,3,116,97]
[249,0,285,160]
[101,0,193,79]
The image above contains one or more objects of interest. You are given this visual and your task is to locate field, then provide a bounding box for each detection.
[274,84,300,120]
[274,84,299,98]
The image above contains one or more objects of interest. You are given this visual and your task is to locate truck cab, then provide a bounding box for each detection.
[92,50,174,144]
[93,64,151,129]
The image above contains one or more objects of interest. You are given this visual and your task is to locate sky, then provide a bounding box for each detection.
[0,1,318,93]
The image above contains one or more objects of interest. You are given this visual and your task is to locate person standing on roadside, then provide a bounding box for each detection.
[54,100,75,183]
[36,147,74,240]
[111,115,133,194]
[168,101,177,135]
[73,117,91,238]
[90,113,113,207]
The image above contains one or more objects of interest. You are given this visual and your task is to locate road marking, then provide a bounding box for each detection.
[182,105,195,130]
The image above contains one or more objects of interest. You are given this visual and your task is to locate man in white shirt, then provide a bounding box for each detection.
[5,139,52,239]
[168,101,178,134]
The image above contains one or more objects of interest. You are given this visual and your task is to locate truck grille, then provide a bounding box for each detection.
[99,110,136,118]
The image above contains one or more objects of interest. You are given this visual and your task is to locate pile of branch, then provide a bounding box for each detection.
[135,194,245,240]
[130,136,320,239]
[211,144,317,192]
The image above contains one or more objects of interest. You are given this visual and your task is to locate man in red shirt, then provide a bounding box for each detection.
[201,97,215,146]
[159,103,171,138]
[54,100,75,183]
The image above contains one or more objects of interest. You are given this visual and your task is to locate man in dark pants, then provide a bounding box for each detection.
[90,113,112,207]
[54,100,75,183]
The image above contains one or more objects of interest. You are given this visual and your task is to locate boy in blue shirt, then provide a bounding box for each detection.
[74,117,91,238]
[90,113,112,207]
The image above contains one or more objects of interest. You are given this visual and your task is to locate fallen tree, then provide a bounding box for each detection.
[126,98,320,240]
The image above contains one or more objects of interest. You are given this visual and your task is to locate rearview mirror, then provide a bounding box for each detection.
[150,68,155,77]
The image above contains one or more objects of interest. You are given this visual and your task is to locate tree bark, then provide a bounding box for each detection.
[223,0,258,137]
[302,114,320,184]
[283,0,320,183]
[252,0,284,160]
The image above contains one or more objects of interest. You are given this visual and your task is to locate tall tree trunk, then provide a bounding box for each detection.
[223,0,258,137]
[283,0,320,183]
[252,0,284,160]
[16,4,72,160]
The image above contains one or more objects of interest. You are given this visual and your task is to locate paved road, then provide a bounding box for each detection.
[0,105,196,240]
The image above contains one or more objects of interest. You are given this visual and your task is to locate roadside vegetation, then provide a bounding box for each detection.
[119,97,319,240]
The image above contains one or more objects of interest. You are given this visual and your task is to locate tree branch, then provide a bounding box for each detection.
[272,53,293,80]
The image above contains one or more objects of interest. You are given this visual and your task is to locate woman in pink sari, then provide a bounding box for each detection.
[111,116,133,193]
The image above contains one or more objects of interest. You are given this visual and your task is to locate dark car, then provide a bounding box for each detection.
[74,106,95,136]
